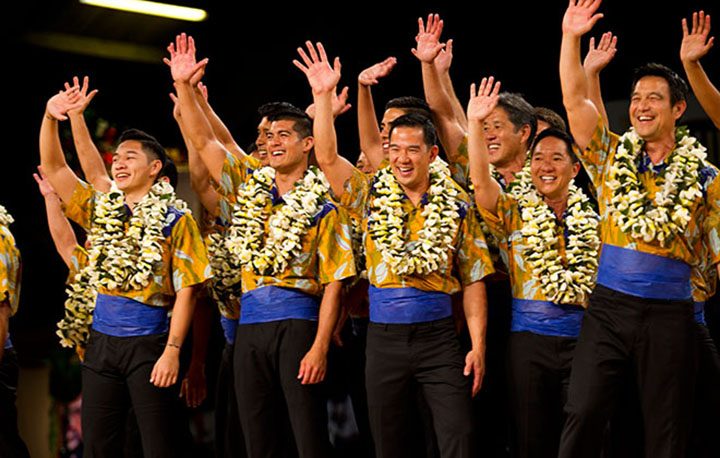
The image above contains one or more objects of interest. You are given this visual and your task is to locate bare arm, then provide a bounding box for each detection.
[180,290,212,408]
[0,302,9,361]
[681,12,720,130]
[357,57,397,169]
[194,82,246,159]
[66,76,112,192]
[151,285,196,388]
[294,41,356,198]
[467,78,503,212]
[435,39,468,129]
[560,0,605,150]
[413,14,467,162]
[462,280,488,397]
[583,32,617,129]
[298,280,342,385]
[34,168,77,268]
[164,33,228,184]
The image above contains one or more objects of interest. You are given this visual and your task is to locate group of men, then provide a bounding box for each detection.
[1,1,719,457]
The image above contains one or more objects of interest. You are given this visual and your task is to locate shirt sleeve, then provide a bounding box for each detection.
[217,151,260,198]
[63,180,98,230]
[704,173,720,265]
[456,203,496,285]
[0,230,21,315]
[448,135,472,193]
[475,192,516,242]
[170,212,213,291]
[66,245,88,284]
[333,167,370,220]
[572,116,618,190]
[316,205,357,285]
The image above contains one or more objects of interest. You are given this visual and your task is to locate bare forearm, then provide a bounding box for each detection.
[44,193,78,267]
[313,281,342,352]
[188,290,212,368]
[0,303,9,361]
[167,286,196,349]
[357,84,384,169]
[196,93,245,158]
[462,281,487,352]
[684,60,720,129]
[585,71,610,128]
[40,114,79,202]
[468,121,500,212]
[314,91,354,197]
[441,70,468,129]
[68,112,111,192]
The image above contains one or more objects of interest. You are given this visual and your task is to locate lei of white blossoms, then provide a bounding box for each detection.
[367,159,460,276]
[607,126,705,246]
[206,231,242,316]
[56,180,176,348]
[517,165,600,304]
[225,165,330,276]
[0,205,14,227]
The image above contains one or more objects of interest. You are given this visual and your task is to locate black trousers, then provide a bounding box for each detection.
[215,341,246,458]
[234,319,331,458]
[507,331,575,458]
[690,323,720,457]
[365,317,475,458]
[558,285,696,458]
[82,330,189,458]
[0,349,30,458]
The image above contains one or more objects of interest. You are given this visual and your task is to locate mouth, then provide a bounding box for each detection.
[382,141,389,151]
[395,165,413,177]
[636,115,655,123]
[487,143,501,152]
[114,172,130,181]
[257,149,268,159]
[539,175,557,183]
[270,150,285,158]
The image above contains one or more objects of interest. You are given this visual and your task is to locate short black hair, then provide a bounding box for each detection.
[533,107,567,132]
[117,128,167,165]
[246,142,258,154]
[388,113,437,147]
[497,93,537,150]
[531,128,578,164]
[160,157,179,189]
[385,96,431,118]
[631,63,689,106]
[267,110,313,139]
[257,101,304,119]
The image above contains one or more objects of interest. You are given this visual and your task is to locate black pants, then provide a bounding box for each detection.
[0,348,30,458]
[558,285,696,458]
[82,330,189,458]
[690,323,720,457]
[507,331,575,458]
[215,341,246,458]
[234,319,331,458]
[365,317,475,458]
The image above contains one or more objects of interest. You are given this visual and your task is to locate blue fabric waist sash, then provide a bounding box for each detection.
[4,333,11,349]
[92,294,169,337]
[368,286,452,324]
[511,298,584,338]
[596,244,691,300]
[220,316,238,343]
[240,286,319,324]
[694,302,706,325]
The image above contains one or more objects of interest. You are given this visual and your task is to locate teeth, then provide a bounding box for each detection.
[488,144,500,150]
[271,151,284,156]
[540,176,556,182]
[638,116,653,121]
[398,167,412,172]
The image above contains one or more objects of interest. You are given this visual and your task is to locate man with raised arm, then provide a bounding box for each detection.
[40,83,211,457]
[167,33,355,458]
[681,10,720,130]
[557,2,720,456]
[467,77,600,458]
[295,40,494,458]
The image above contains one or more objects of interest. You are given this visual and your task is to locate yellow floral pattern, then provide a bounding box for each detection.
[0,225,21,315]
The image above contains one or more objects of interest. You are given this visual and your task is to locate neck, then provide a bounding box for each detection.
[643,130,676,164]
[401,177,430,206]
[543,194,568,219]
[495,151,527,184]
[275,165,307,195]
[124,183,153,210]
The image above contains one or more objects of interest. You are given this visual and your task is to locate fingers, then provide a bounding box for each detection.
[333,56,342,75]
[588,36,596,51]
[32,173,42,185]
[470,82,476,99]
[445,38,454,55]
[317,42,329,63]
[491,79,502,96]
[417,16,425,35]
[338,86,349,103]
[472,363,482,396]
[86,89,99,104]
[296,46,313,69]
[306,40,319,63]
[169,92,179,104]
[682,18,689,38]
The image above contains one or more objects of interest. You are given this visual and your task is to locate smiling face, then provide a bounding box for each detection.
[380,107,407,157]
[629,76,686,142]
[266,119,313,174]
[388,125,438,194]
[530,136,580,202]
[111,140,163,193]
[483,106,530,168]
[253,116,271,165]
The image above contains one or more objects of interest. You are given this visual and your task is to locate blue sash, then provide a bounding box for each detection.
[4,334,11,349]
[596,245,691,300]
[220,315,238,343]
[240,286,319,324]
[368,286,452,324]
[92,294,169,337]
[694,302,706,325]
[511,298,584,338]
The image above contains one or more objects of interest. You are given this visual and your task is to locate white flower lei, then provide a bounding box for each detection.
[607,126,705,246]
[367,159,460,276]
[0,205,14,227]
[225,166,330,277]
[56,180,176,348]
[206,231,242,316]
[517,166,600,304]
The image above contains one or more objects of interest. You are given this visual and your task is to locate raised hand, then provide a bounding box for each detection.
[358,57,397,86]
[169,92,181,121]
[293,41,342,94]
[562,0,604,37]
[33,166,57,197]
[46,85,82,121]
[411,13,445,63]
[306,86,352,119]
[163,33,209,84]
[583,32,617,75]
[681,11,715,63]
[434,38,454,74]
[467,77,501,122]
[63,76,99,116]
[197,81,209,101]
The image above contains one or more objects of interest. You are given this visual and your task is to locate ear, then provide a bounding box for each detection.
[428,144,440,162]
[302,135,315,153]
[571,161,581,178]
[672,100,687,121]
[149,159,163,178]
[519,124,532,148]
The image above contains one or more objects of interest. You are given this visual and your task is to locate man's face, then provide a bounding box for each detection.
[483,106,529,168]
[253,116,271,165]
[266,119,313,174]
[388,126,438,194]
[111,140,161,192]
[355,152,375,175]
[530,136,579,202]
[380,108,407,157]
[629,76,686,142]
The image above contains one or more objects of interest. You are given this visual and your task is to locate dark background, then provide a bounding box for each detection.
[5,0,720,360]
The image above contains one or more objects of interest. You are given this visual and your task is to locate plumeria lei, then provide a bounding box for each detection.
[0,205,14,227]
[607,126,705,246]
[206,231,242,316]
[57,180,177,348]
[367,159,460,276]
[517,165,600,304]
[225,166,330,277]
